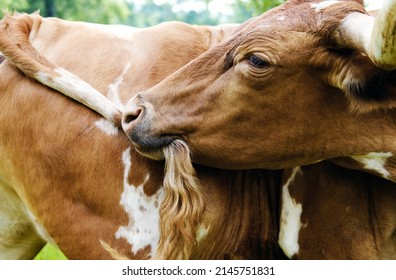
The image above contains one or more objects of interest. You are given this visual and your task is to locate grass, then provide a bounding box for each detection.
[33,243,68,260]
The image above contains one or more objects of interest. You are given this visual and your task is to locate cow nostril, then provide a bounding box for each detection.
[124,114,137,124]
[123,107,143,125]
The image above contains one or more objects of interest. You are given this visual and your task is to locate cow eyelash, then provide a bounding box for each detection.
[248,54,269,68]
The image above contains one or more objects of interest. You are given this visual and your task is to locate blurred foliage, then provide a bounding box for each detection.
[0,0,285,26]
[2,0,30,12]
[2,0,130,23]
[127,0,217,26]
[241,0,285,16]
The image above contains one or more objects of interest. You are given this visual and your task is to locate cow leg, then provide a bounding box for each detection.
[0,182,46,259]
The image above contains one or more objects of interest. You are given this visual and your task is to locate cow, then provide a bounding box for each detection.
[1,13,283,260]
[118,0,396,175]
[1,12,395,260]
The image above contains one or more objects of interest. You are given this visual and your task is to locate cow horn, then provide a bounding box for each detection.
[337,0,396,69]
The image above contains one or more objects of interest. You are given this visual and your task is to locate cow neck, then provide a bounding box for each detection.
[314,108,396,183]
[334,109,396,182]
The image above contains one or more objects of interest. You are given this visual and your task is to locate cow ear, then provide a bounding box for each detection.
[335,53,396,113]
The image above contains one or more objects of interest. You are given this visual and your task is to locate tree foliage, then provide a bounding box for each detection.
[0,0,285,25]
[2,0,30,12]
[2,0,130,23]
[240,0,285,16]
[126,0,219,26]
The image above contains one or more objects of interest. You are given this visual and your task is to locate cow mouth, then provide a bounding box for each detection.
[128,131,178,160]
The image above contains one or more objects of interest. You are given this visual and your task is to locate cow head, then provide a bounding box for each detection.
[122,0,396,169]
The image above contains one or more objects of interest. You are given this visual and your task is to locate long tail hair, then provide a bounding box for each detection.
[157,139,205,259]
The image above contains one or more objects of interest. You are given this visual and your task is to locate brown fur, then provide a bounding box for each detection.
[284,162,396,259]
[0,13,56,78]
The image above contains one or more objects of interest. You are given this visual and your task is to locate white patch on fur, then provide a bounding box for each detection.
[351,152,393,179]
[279,167,304,259]
[94,63,132,136]
[311,0,342,11]
[107,63,131,109]
[36,67,121,122]
[116,147,164,257]
[276,16,286,22]
[94,118,119,136]
[196,224,210,243]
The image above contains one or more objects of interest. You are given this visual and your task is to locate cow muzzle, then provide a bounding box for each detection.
[122,94,175,160]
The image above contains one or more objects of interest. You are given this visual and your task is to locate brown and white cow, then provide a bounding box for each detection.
[119,0,396,173]
[1,13,284,260]
[1,12,395,260]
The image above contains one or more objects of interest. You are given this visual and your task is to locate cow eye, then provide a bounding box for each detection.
[248,54,268,68]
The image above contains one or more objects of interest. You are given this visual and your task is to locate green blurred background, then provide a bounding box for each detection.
[1,0,284,26]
